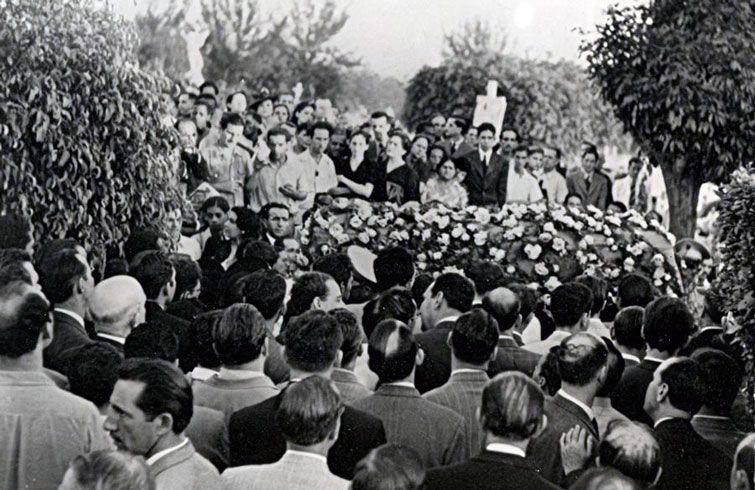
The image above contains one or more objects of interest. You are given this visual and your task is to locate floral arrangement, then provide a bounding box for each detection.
[303,198,680,294]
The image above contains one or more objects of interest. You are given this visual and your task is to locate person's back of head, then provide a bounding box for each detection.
[655,357,704,416]
[286,271,332,319]
[612,306,645,352]
[373,246,414,292]
[575,275,608,316]
[481,371,545,441]
[124,323,179,363]
[534,345,562,396]
[352,444,426,490]
[482,287,520,332]
[61,450,155,490]
[427,272,475,314]
[508,283,538,325]
[598,420,661,487]
[550,282,593,330]
[89,276,146,336]
[691,348,742,416]
[214,303,267,367]
[733,434,755,490]
[240,268,287,320]
[558,332,608,388]
[363,287,417,339]
[464,260,506,297]
[129,251,175,302]
[643,297,694,354]
[238,240,278,268]
[367,319,417,383]
[618,273,655,308]
[570,467,643,490]
[597,337,626,398]
[35,238,82,269]
[279,310,342,374]
[701,288,725,325]
[313,253,352,299]
[186,310,223,370]
[123,227,161,265]
[451,307,499,366]
[330,308,362,369]
[169,255,201,301]
[276,375,342,448]
[0,248,35,288]
[67,342,123,411]
[410,273,433,309]
[0,280,50,359]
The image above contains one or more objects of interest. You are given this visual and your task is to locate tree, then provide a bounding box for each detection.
[0,0,180,266]
[580,0,755,238]
[340,69,405,116]
[443,18,508,60]
[134,0,190,80]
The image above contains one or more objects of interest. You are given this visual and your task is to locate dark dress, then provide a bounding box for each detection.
[335,156,382,200]
[374,162,420,204]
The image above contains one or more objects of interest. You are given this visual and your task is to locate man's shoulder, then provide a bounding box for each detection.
[229,394,278,427]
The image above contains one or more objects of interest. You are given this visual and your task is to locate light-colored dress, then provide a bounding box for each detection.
[422,176,468,208]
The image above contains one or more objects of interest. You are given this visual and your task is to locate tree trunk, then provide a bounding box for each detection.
[663,158,701,239]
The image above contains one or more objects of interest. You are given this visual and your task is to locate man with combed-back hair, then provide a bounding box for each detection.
[352,319,468,468]
[424,371,558,489]
[597,420,661,488]
[611,306,645,367]
[351,444,426,490]
[484,287,541,377]
[222,376,348,489]
[524,282,593,356]
[59,450,155,490]
[330,308,372,403]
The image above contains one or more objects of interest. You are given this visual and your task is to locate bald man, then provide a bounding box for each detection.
[483,287,541,377]
[89,275,146,354]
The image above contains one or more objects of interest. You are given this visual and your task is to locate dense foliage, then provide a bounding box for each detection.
[0,0,180,262]
[580,0,755,237]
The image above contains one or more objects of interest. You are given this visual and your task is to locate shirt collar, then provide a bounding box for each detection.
[644,355,665,363]
[557,389,595,420]
[97,332,126,344]
[479,148,492,160]
[217,367,266,381]
[437,316,459,325]
[146,438,188,466]
[285,449,328,464]
[386,381,415,389]
[654,416,679,429]
[485,443,526,458]
[54,308,85,328]
[692,414,730,421]
[190,366,218,381]
[699,326,724,333]
[621,353,641,364]
[451,368,485,376]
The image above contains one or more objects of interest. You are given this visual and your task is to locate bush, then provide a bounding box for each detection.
[0,0,180,266]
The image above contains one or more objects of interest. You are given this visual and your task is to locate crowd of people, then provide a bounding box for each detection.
[0,80,743,490]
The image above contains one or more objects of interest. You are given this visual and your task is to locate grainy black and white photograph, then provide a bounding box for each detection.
[0,0,753,488]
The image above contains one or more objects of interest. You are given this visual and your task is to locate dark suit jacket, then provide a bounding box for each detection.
[414,319,456,394]
[566,171,612,210]
[527,393,599,487]
[424,450,559,490]
[44,310,92,374]
[654,418,731,490]
[186,405,229,472]
[351,384,468,468]
[93,334,125,356]
[487,336,541,378]
[229,390,386,480]
[610,358,661,426]
[691,415,747,460]
[146,301,190,339]
[461,151,509,206]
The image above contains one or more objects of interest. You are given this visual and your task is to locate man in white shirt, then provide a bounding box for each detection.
[612,157,649,212]
[539,146,568,204]
[506,145,543,203]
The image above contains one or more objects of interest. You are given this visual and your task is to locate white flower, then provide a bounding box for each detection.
[400,230,410,241]
[654,278,663,287]
[417,253,427,262]
[552,237,566,252]
[624,257,635,271]
[366,216,378,226]
[524,244,543,260]
[335,233,350,245]
[466,223,479,232]
[320,245,330,254]
[539,232,553,242]
[494,249,507,261]
[394,217,406,227]
[584,235,594,245]
[443,265,463,274]
[506,265,516,274]
[606,237,615,246]
[474,231,488,246]
[375,217,388,228]
[544,276,562,291]
[502,216,518,228]
[605,215,621,227]
[652,253,665,267]
[451,226,464,239]
[587,253,598,262]
[432,251,443,260]
[653,269,665,279]
[439,233,450,246]
[543,222,556,233]
[329,224,344,237]
[366,227,377,238]
[578,239,588,250]
[418,262,427,270]
[603,226,612,237]
[473,208,491,225]
[349,216,364,229]
[300,236,310,245]
[461,233,470,242]
[421,229,432,240]
[489,247,499,257]
[552,264,560,272]
[436,215,450,230]
[610,268,621,279]
[534,263,549,276]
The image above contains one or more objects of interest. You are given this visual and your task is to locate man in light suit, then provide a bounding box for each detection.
[461,122,510,206]
[524,282,593,356]
[567,147,612,210]
[483,287,541,377]
[223,376,348,489]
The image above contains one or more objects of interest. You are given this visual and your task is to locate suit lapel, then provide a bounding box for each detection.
[553,394,598,438]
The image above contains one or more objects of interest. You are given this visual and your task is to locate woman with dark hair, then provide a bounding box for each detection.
[373,130,420,205]
[421,158,468,208]
[201,206,259,269]
[406,134,433,184]
[292,100,315,126]
[335,129,381,200]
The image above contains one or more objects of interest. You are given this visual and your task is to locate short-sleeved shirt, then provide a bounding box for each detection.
[287,151,339,210]
[248,154,299,213]
[199,131,253,206]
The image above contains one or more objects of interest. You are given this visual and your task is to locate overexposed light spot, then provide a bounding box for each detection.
[512,2,535,30]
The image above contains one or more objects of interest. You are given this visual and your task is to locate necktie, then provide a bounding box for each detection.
[585,176,591,191]
[591,417,600,436]
[629,175,638,209]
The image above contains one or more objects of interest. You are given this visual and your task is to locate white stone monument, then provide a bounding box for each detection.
[473,80,507,139]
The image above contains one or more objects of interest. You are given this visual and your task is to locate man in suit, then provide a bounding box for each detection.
[330,308,372,403]
[223,376,348,489]
[464,260,506,305]
[104,358,223,490]
[592,338,629,437]
[89,275,147,354]
[229,310,386,480]
[39,248,95,374]
[611,297,694,426]
[441,117,475,160]
[524,282,593,356]
[352,319,468,468]
[611,306,645,367]
[483,287,541,377]
[416,272,475,393]
[567,147,612,210]
[424,372,558,489]
[644,357,731,490]
[424,308,498,457]
[461,122,510,206]
[690,349,747,459]
[527,332,608,487]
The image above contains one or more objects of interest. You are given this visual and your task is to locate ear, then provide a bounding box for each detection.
[533,414,548,439]
[335,350,343,368]
[433,291,445,309]
[261,340,268,357]
[731,469,749,490]
[330,407,345,441]
[514,313,522,331]
[446,331,453,348]
[416,348,425,367]
[153,413,174,437]
[610,326,616,340]
[489,346,499,363]
[657,382,669,404]
[312,296,322,310]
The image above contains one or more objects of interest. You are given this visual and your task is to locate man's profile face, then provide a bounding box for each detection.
[501,130,518,152]
[296,129,311,149]
[310,128,330,155]
[478,130,496,152]
[643,368,663,417]
[320,279,345,311]
[444,119,461,138]
[266,208,291,239]
[177,94,193,115]
[543,148,557,171]
[104,380,160,456]
[419,283,437,329]
[370,116,389,139]
[268,134,288,161]
[223,123,244,147]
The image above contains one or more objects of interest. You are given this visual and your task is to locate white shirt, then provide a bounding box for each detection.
[506,166,543,203]
[178,235,202,261]
[621,353,641,365]
[96,332,126,344]
[217,368,266,381]
[190,366,219,381]
[479,148,493,166]
[539,170,568,204]
[54,308,85,329]
[654,416,679,429]
[644,356,665,364]
[451,368,485,376]
[288,151,338,211]
[485,443,526,458]
[557,389,595,421]
[436,315,459,325]
[385,381,415,389]
[285,449,328,465]
[146,438,189,466]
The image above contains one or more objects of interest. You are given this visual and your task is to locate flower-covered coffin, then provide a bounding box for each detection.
[303,199,679,293]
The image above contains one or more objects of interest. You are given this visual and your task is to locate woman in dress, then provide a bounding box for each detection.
[421,158,468,208]
[335,129,380,200]
[373,130,420,205]
[406,134,434,185]
[201,206,259,269]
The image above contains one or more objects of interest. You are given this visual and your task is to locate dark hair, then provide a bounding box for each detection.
[352,444,426,490]
[281,310,343,373]
[564,192,583,204]
[368,319,417,383]
[618,273,655,308]
[702,288,725,324]
[528,146,544,156]
[659,358,704,414]
[598,420,661,486]
[214,304,267,366]
[200,196,230,214]
[313,253,352,292]
[596,337,625,397]
[240,269,287,320]
[513,144,529,155]
[692,348,742,415]
[536,346,562,396]
[0,249,33,288]
[477,122,496,136]
[482,287,520,331]
[118,358,193,433]
[238,240,278,268]
[331,308,362,367]
[363,287,416,340]
[613,306,645,351]
[38,249,87,304]
[387,129,410,152]
[170,255,201,301]
[67,450,155,490]
[548,145,562,160]
[187,311,223,369]
[307,120,333,137]
[608,201,628,213]
[67,342,122,408]
[258,202,290,221]
[575,275,607,315]
[0,213,32,250]
[430,273,475,313]
[582,147,600,160]
[550,282,593,327]
[286,272,333,319]
[199,81,219,95]
[428,143,448,161]
[225,90,247,106]
[374,246,414,291]
[124,323,179,363]
[229,207,260,240]
[370,111,389,121]
[464,261,505,296]
[276,375,342,445]
[481,372,544,440]
[266,126,291,143]
[558,333,608,386]
[451,308,499,365]
[35,238,81,266]
[220,111,244,129]
[0,284,49,357]
[293,101,315,122]
[508,283,537,321]
[643,297,694,353]
[123,227,161,265]
[129,251,174,301]
[500,126,519,140]
[410,273,433,309]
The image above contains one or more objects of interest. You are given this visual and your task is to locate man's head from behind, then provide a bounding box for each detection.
[362,287,419,339]
[59,450,155,490]
[124,323,179,364]
[367,319,420,384]
[597,337,626,398]
[419,272,475,329]
[482,287,521,333]
[276,375,343,448]
[352,444,426,490]
[575,275,608,317]
[373,246,414,292]
[313,253,353,301]
[286,271,344,319]
[38,249,94,306]
[129,251,176,304]
[238,268,287,321]
[598,420,661,487]
[558,332,608,390]
[89,276,146,338]
[0,248,37,288]
[550,282,593,331]
[67,342,123,413]
[643,357,704,421]
[280,310,343,375]
[0,281,50,359]
[642,297,694,355]
[330,308,362,370]
[464,260,506,298]
[104,358,192,457]
[733,434,755,490]
[612,306,645,353]
[450,307,499,367]
[481,371,546,442]
[618,273,655,308]
[214,303,267,367]
[691,348,742,417]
